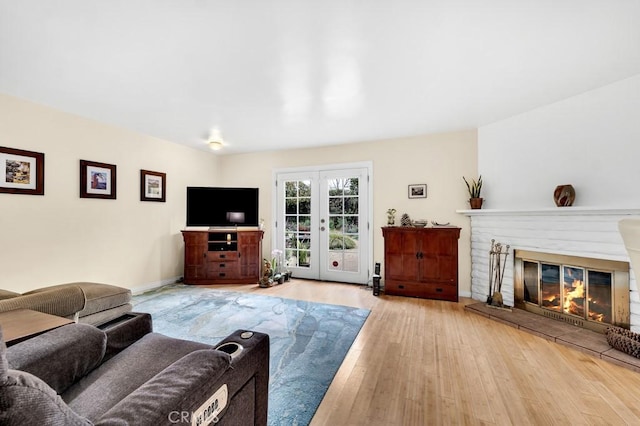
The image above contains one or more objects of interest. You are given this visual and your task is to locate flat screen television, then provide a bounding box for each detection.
[186,187,259,227]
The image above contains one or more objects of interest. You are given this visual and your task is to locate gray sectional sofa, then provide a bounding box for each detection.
[0,314,270,425]
[0,282,132,326]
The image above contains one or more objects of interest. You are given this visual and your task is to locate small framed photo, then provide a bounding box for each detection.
[80,160,116,199]
[140,169,166,202]
[408,184,427,199]
[0,146,45,195]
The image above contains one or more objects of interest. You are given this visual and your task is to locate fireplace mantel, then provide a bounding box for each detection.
[457,207,640,217]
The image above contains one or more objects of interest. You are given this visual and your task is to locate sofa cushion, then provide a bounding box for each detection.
[73,282,132,316]
[6,323,107,394]
[64,332,212,421]
[0,286,85,318]
[24,282,132,317]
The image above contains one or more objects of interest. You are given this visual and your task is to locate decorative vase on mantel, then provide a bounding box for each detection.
[553,184,575,207]
[469,197,484,209]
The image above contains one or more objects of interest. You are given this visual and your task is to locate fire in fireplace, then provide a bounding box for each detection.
[515,250,630,333]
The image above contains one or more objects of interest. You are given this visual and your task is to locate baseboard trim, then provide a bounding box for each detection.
[131,277,181,295]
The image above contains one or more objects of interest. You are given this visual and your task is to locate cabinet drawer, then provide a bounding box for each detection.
[207,252,239,261]
[384,280,458,302]
[207,262,240,280]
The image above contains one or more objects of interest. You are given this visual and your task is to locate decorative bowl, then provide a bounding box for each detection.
[431,221,450,227]
[412,220,428,228]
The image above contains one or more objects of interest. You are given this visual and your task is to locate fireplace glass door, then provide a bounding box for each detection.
[588,270,614,323]
[515,250,629,332]
[522,260,613,324]
[541,263,561,312]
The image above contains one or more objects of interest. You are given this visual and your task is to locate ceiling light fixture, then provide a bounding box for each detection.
[208,140,224,150]
[208,129,224,150]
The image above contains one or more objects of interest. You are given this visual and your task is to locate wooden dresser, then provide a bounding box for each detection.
[382,226,461,301]
[181,229,263,284]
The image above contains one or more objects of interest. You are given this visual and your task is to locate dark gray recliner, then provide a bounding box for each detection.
[0,319,269,425]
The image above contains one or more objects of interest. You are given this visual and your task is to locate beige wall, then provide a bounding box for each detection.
[0,94,219,293]
[218,130,478,296]
[0,93,477,296]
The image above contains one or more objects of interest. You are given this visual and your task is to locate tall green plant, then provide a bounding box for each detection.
[463,175,483,198]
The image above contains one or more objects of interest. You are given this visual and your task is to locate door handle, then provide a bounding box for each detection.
[321,226,326,231]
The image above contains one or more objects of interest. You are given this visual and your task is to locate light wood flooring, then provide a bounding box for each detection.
[207,279,640,425]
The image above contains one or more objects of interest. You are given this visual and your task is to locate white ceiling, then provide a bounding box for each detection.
[1,1,639,155]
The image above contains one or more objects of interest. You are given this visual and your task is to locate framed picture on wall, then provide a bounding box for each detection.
[408,184,427,199]
[80,160,116,199]
[0,146,45,195]
[140,169,166,202]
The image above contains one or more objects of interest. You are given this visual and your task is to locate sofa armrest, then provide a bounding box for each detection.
[6,323,106,394]
[99,312,153,361]
[95,349,231,425]
[95,330,269,426]
[0,286,85,318]
[212,330,270,426]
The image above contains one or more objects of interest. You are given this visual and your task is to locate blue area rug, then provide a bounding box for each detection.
[132,285,370,425]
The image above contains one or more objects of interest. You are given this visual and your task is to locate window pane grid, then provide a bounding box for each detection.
[326,177,359,273]
[284,180,311,268]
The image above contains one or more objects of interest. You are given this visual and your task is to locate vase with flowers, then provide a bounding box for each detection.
[271,249,285,284]
[386,208,397,226]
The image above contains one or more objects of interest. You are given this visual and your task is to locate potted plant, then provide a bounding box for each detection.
[271,249,285,284]
[463,175,483,209]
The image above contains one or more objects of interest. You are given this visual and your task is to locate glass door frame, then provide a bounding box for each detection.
[272,161,373,284]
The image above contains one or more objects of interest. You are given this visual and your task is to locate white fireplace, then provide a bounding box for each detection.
[458,207,640,332]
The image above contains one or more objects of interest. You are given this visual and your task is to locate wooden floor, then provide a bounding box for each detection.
[208,279,640,425]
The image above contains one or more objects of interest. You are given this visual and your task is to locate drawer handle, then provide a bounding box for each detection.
[220,254,226,258]
[398,285,404,289]
[219,273,226,277]
[219,264,225,268]
[436,288,443,292]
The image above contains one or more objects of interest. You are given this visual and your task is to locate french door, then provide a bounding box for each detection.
[274,164,371,284]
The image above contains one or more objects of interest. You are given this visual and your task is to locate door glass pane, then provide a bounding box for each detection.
[588,270,612,323]
[327,177,359,273]
[329,217,343,231]
[284,180,312,269]
[345,216,358,233]
[299,198,311,214]
[344,197,358,214]
[563,266,585,318]
[541,264,561,311]
[329,197,343,214]
[523,261,539,305]
[285,199,297,214]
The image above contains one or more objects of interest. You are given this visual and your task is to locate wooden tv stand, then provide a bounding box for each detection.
[181,229,263,285]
